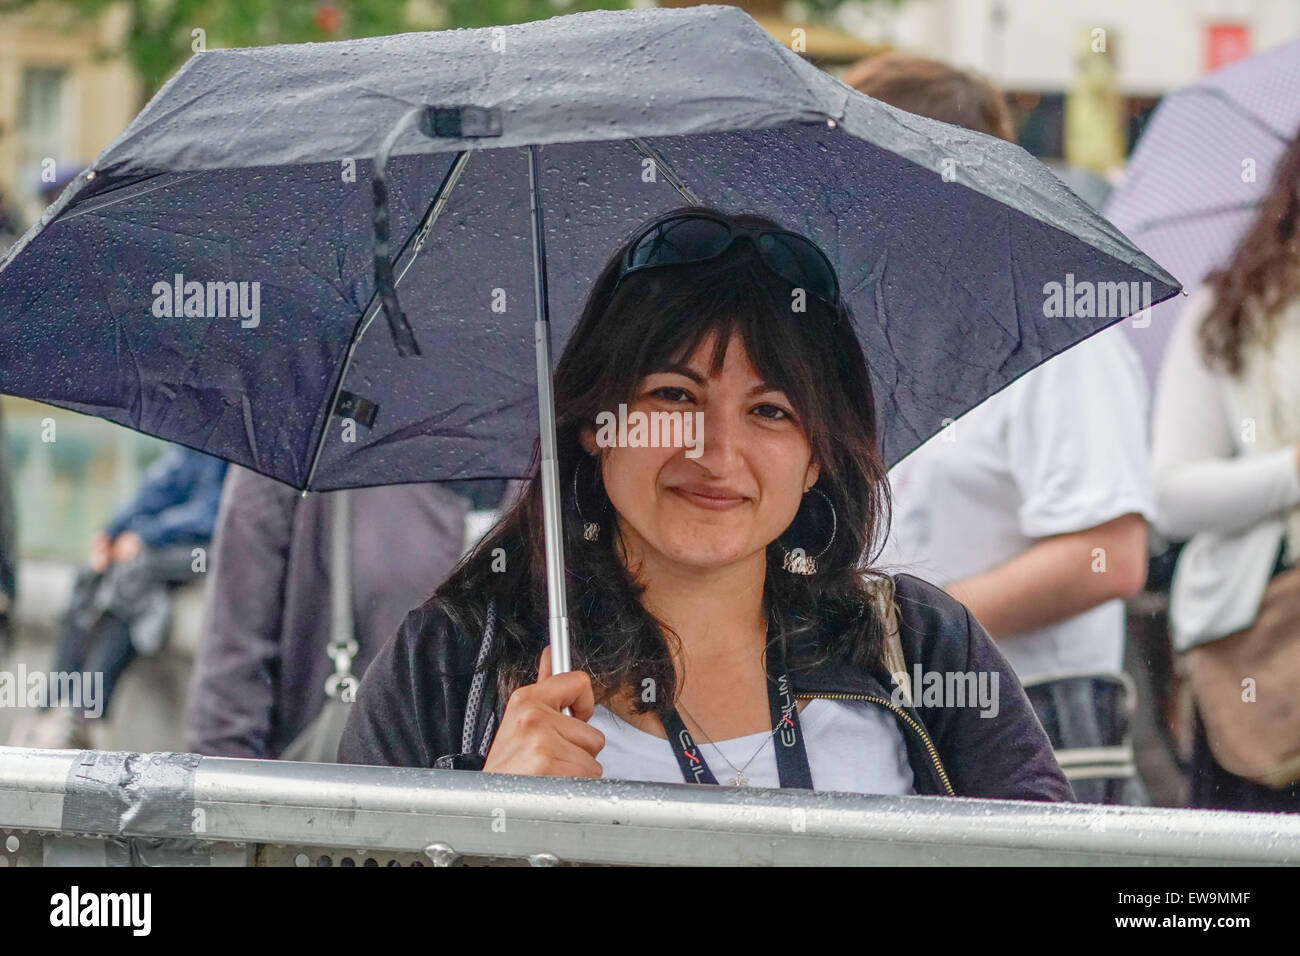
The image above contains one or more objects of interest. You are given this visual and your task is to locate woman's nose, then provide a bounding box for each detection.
[693,405,745,472]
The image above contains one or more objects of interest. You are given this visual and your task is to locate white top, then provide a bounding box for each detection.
[1151,287,1300,539]
[588,699,915,795]
[1150,287,1300,649]
[876,326,1155,680]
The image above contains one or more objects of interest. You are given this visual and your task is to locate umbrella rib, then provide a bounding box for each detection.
[1125,198,1263,237]
[301,150,474,492]
[1187,86,1294,143]
[48,172,205,223]
[630,138,704,206]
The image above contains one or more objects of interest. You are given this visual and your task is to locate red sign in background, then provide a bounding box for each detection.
[1204,22,1251,72]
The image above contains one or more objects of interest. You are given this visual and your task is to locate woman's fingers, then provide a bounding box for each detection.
[542,738,604,778]
[482,648,604,777]
[531,649,597,722]
[550,711,606,755]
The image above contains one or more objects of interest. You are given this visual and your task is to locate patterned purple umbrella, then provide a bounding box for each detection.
[1105,38,1300,397]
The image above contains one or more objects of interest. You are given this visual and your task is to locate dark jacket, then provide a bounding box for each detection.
[186,466,470,759]
[104,446,228,548]
[338,573,1073,801]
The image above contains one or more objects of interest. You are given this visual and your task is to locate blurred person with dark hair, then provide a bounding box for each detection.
[8,445,226,748]
[1152,127,1300,811]
[185,468,494,760]
[850,54,1154,805]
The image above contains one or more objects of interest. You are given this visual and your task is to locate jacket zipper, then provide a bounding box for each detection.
[795,691,956,796]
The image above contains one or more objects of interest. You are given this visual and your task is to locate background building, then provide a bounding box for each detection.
[827,0,1300,164]
[0,2,139,226]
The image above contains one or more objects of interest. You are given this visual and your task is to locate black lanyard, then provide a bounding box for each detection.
[660,640,814,789]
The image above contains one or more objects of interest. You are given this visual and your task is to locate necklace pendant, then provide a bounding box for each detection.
[728,774,748,787]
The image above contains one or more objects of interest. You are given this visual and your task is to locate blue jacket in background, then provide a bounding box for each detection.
[104,446,228,548]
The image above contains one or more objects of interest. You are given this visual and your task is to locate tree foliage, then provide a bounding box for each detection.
[1,0,632,101]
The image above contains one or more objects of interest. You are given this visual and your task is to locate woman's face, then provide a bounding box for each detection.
[582,331,820,575]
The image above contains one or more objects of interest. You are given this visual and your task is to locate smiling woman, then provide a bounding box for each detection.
[338,206,1072,801]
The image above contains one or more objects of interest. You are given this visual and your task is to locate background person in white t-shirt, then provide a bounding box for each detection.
[849,55,1154,804]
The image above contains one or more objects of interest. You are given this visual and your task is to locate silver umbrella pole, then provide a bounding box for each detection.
[527,145,573,691]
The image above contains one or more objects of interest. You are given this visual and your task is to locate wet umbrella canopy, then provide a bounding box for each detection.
[0,5,1177,665]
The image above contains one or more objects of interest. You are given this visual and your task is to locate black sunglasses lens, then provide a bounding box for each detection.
[627,216,733,270]
[758,233,839,305]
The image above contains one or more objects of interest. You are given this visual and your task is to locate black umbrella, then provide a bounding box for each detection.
[0,4,1178,672]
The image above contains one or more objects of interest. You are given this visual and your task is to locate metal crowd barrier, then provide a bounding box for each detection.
[1,745,1298,866]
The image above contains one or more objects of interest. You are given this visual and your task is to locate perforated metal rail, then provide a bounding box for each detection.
[1,746,1298,866]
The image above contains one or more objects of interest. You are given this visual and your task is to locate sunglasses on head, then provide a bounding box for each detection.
[613,211,841,310]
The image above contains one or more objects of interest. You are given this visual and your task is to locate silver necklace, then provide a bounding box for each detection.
[676,700,780,787]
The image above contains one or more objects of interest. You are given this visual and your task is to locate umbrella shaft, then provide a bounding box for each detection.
[535,321,571,677]
[529,145,573,688]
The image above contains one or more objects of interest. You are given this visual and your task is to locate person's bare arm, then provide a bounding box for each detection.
[943,513,1147,640]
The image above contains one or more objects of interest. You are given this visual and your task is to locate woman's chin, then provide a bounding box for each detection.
[646,531,760,571]
[615,505,773,571]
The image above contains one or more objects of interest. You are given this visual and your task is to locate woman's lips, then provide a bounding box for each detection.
[669,485,748,511]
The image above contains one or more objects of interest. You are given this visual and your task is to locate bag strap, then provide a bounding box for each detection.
[463,597,497,755]
[324,490,358,700]
[1255,314,1300,564]
[866,573,912,707]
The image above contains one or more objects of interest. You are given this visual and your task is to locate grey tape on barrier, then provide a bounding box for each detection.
[61,751,202,837]
[43,835,238,867]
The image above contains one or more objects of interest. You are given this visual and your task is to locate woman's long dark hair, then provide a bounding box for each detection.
[432,205,893,718]
[1201,126,1300,375]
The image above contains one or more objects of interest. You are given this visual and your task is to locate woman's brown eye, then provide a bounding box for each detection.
[754,403,791,421]
[651,386,691,403]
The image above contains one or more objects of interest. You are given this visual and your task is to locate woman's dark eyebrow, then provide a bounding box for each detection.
[647,363,706,384]
[647,365,786,396]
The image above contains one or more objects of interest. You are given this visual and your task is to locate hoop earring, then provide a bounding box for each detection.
[573,454,603,541]
[781,487,836,575]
